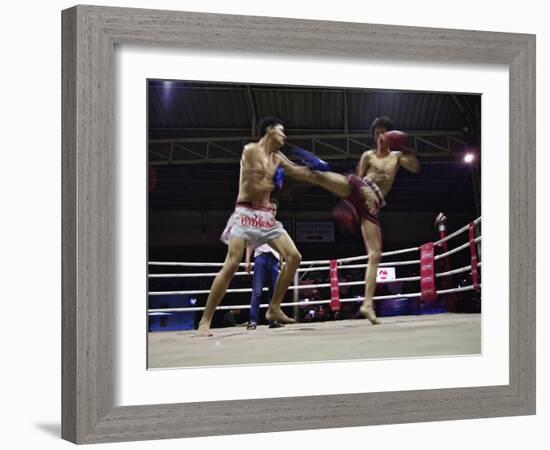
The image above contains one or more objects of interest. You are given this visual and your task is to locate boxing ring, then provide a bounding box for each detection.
[147,217,482,368]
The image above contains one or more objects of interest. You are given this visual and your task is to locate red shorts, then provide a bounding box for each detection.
[346,175,385,227]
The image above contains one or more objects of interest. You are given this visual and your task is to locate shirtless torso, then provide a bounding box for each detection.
[358,150,401,196]
[237,143,285,208]
[276,120,421,326]
[195,120,300,336]
[356,147,420,214]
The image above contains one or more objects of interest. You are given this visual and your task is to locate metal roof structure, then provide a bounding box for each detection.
[148,80,481,214]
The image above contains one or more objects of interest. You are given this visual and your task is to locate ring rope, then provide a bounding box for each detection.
[150,271,253,278]
[148,259,426,279]
[434,216,481,246]
[148,255,480,279]
[147,218,483,318]
[148,259,427,279]
[148,216,481,268]
[148,284,481,314]
[435,236,481,260]
[436,262,481,278]
[148,265,370,278]
[148,262,480,296]
[317,246,421,265]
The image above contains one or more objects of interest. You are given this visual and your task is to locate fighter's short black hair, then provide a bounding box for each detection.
[370,116,395,134]
[269,197,279,208]
[258,116,284,136]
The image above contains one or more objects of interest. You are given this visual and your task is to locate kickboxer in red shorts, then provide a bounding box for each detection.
[281,116,421,324]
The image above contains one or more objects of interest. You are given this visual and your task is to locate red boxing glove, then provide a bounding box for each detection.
[383,130,415,153]
[331,200,360,233]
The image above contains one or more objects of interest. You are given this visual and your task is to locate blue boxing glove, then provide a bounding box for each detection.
[273,166,285,192]
[292,148,331,172]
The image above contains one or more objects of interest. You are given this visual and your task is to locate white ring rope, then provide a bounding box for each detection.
[148,246,424,268]
[148,284,481,314]
[434,216,481,246]
[435,236,481,260]
[149,259,425,279]
[149,262,481,296]
[299,246,423,266]
[148,266,413,279]
[436,262,481,278]
[150,271,253,278]
[148,219,483,324]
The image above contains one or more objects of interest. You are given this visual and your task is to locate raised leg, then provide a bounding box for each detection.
[283,160,352,198]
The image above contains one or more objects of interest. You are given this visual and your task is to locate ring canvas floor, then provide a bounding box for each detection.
[148,312,481,369]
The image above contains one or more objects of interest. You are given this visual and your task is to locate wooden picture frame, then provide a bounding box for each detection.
[62,5,535,444]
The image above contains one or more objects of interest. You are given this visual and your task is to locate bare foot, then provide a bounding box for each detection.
[194,324,213,337]
[266,307,296,324]
[359,305,382,325]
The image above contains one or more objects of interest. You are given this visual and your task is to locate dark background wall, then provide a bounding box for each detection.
[149,209,476,261]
